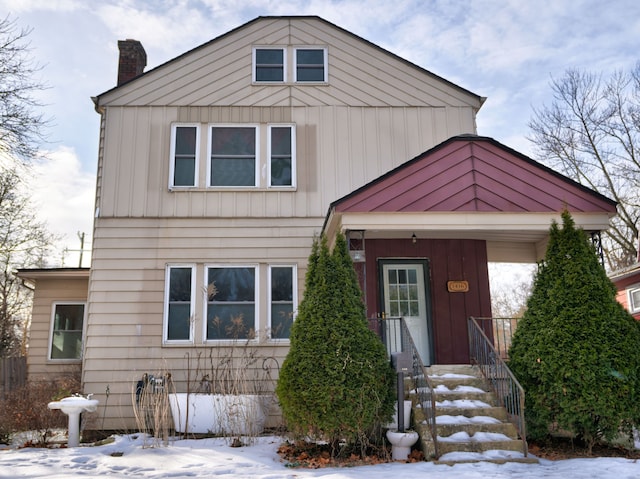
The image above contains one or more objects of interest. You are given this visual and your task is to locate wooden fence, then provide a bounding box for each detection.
[1,357,27,399]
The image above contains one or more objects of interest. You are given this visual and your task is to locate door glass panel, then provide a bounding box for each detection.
[382,263,431,365]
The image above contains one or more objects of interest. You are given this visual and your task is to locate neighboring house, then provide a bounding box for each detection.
[17,16,616,432]
[610,260,640,320]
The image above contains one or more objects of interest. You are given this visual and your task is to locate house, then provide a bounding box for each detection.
[17,16,616,433]
[610,257,640,320]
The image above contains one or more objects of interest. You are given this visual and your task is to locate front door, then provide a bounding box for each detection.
[380,260,433,365]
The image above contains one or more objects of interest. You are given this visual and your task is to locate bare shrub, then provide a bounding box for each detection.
[0,374,81,446]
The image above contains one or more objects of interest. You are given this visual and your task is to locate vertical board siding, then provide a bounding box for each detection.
[363,238,491,364]
[98,105,466,219]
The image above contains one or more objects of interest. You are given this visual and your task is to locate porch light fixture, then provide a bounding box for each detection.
[412,233,417,244]
[347,230,366,262]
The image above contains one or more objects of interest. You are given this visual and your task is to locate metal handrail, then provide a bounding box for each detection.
[467,316,528,456]
[372,316,439,459]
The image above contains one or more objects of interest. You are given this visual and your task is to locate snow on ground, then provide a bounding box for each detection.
[1,434,639,479]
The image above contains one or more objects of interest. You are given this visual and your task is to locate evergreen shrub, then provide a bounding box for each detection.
[508,211,640,453]
[276,234,395,454]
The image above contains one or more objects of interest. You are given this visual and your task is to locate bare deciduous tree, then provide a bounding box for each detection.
[528,66,640,270]
[0,15,49,163]
[0,167,56,357]
[0,17,55,358]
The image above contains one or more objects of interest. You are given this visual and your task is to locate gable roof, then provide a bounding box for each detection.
[322,135,616,262]
[95,16,484,109]
[329,135,617,216]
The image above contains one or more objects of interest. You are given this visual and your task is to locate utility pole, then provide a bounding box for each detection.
[78,231,85,268]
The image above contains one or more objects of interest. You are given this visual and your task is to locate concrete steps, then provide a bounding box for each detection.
[411,364,537,464]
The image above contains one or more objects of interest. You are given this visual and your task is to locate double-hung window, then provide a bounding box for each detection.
[268,125,295,187]
[294,48,327,82]
[170,124,199,187]
[164,266,195,343]
[253,48,285,82]
[269,266,296,339]
[209,125,259,187]
[49,303,85,360]
[629,287,640,313]
[206,266,257,340]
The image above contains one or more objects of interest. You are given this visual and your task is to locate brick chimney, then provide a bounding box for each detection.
[117,39,147,86]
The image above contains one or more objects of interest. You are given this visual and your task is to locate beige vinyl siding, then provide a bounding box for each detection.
[97,105,473,218]
[98,18,481,109]
[82,217,316,429]
[26,277,88,382]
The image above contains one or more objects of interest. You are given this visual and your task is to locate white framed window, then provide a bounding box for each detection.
[208,125,259,187]
[294,47,327,82]
[205,265,258,341]
[164,265,195,343]
[269,265,297,340]
[169,124,200,188]
[628,286,640,313]
[268,124,296,187]
[253,47,285,82]
[49,302,85,361]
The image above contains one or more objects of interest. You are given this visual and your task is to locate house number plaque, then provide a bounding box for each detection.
[447,280,469,293]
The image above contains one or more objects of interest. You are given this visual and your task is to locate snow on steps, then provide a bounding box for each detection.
[411,364,538,464]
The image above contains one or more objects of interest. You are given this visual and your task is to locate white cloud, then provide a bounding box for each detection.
[29,147,95,267]
[0,0,83,12]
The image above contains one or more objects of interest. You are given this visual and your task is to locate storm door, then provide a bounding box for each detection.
[379,260,433,365]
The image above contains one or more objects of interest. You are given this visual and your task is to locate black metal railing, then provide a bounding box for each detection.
[472,317,521,360]
[371,317,439,459]
[468,316,527,456]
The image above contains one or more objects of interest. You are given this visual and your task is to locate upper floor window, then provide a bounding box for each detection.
[269,265,296,340]
[629,287,640,313]
[170,124,199,187]
[268,125,295,187]
[170,123,295,189]
[206,266,257,340]
[294,48,327,82]
[254,48,285,82]
[164,265,195,343]
[209,126,259,187]
[49,303,85,361]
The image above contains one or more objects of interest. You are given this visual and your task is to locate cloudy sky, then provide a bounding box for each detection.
[2,0,639,267]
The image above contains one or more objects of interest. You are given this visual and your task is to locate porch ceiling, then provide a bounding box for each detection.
[325,211,614,263]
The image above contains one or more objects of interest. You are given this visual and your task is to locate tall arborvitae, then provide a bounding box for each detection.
[276,233,395,455]
[508,210,640,453]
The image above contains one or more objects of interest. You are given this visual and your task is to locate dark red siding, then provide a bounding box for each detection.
[334,137,617,215]
[362,237,492,364]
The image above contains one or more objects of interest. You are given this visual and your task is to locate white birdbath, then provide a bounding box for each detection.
[48,396,99,447]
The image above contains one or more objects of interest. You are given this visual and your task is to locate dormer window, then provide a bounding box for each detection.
[295,48,327,82]
[254,48,285,82]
